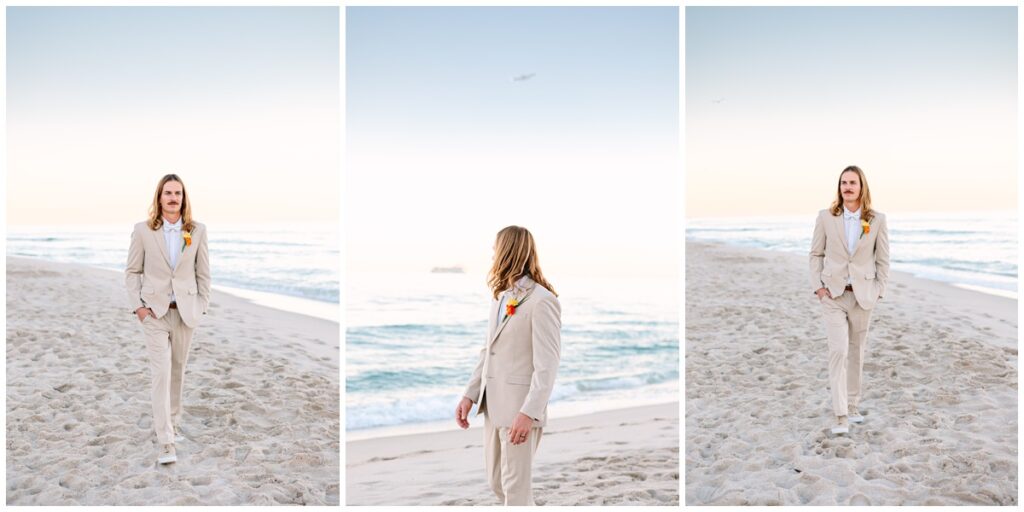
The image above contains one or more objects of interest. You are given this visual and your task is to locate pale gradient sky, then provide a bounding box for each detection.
[686,7,1017,218]
[347,7,679,278]
[7,7,339,226]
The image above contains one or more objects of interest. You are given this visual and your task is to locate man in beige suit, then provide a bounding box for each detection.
[126,174,210,464]
[455,226,561,506]
[809,165,889,435]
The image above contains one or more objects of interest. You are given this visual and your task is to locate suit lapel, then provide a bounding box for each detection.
[173,227,194,272]
[487,299,499,340]
[851,216,869,256]
[835,214,851,256]
[152,227,173,270]
[489,311,514,347]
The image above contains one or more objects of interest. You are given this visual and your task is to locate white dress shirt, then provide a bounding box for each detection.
[843,206,861,285]
[498,275,532,324]
[163,217,183,302]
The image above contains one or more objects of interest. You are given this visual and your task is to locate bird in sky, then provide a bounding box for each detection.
[712,97,726,104]
[512,73,536,82]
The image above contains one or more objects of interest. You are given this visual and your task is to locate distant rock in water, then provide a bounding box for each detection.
[431,266,465,274]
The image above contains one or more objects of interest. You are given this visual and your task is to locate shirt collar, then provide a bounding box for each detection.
[503,274,533,296]
[843,206,861,220]
[163,218,183,231]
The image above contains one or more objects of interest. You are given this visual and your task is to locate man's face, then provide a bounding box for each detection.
[160,181,184,216]
[839,172,861,203]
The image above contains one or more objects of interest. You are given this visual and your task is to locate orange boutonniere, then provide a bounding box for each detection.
[506,298,520,317]
[506,296,529,317]
[859,220,870,239]
[182,231,192,253]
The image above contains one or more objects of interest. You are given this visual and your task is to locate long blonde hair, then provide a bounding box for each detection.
[487,226,557,299]
[829,165,874,223]
[147,174,195,232]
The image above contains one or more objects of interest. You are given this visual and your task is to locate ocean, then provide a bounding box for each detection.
[686,211,1017,298]
[6,223,339,320]
[346,271,679,436]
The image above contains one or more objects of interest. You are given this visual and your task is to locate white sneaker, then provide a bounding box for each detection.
[831,416,849,435]
[848,406,864,424]
[158,443,177,464]
[173,425,185,443]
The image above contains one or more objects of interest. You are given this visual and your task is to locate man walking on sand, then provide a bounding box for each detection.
[126,174,210,464]
[809,165,890,435]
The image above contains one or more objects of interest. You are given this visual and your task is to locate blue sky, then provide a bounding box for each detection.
[9,7,338,116]
[346,7,680,276]
[7,7,339,225]
[346,7,680,277]
[348,7,678,147]
[686,7,1017,217]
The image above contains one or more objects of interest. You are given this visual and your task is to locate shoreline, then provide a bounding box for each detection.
[6,255,339,370]
[347,394,679,442]
[683,235,1017,300]
[5,254,339,322]
[211,283,338,322]
[346,401,680,505]
[685,240,1017,352]
[951,282,1017,300]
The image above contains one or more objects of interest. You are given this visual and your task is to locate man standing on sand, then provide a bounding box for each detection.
[809,165,889,435]
[126,174,210,464]
[455,226,561,506]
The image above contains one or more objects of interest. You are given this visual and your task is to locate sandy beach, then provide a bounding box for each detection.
[685,241,1017,505]
[6,257,339,505]
[346,402,679,505]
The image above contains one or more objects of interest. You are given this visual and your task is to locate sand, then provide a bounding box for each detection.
[346,402,679,505]
[5,256,339,505]
[684,241,1017,506]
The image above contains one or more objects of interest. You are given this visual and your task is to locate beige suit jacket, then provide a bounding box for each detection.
[809,209,890,310]
[463,277,561,428]
[126,221,211,329]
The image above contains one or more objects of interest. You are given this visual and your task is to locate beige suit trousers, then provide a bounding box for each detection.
[484,413,543,506]
[142,307,195,444]
[820,290,872,417]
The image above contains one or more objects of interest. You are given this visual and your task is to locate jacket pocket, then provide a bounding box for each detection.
[188,288,198,295]
[507,375,532,386]
[865,273,876,280]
